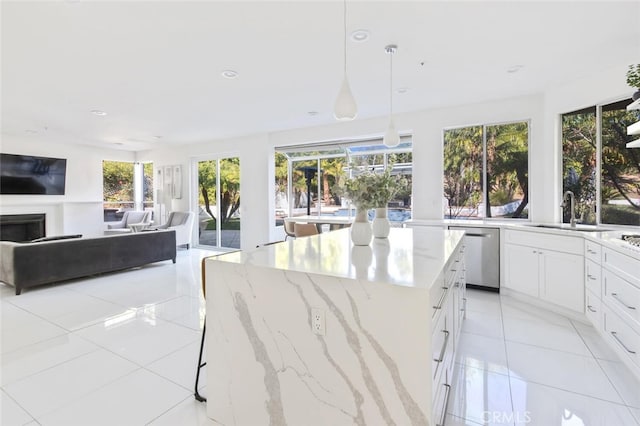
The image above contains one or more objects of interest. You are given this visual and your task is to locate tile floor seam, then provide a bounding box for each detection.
[511,375,635,407]
[592,353,640,410]
[144,392,197,425]
[30,366,145,423]
[569,320,633,408]
[0,345,101,388]
[2,300,68,334]
[1,387,37,425]
[503,338,603,359]
[498,294,518,426]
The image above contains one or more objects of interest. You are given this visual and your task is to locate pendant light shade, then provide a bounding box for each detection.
[383,44,399,147]
[334,0,357,121]
[383,118,400,147]
[334,76,357,120]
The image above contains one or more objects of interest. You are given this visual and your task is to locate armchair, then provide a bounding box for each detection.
[156,211,195,248]
[105,211,152,234]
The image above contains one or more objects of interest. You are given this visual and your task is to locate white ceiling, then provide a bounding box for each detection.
[2,1,639,151]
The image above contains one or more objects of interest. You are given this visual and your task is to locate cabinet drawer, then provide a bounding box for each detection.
[603,269,640,331]
[584,240,602,263]
[431,280,450,321]
[604,305,640,369]
[585,289,601,326]
[603,247,640,288]
[504,230,583,255]
[432,371,452,426]
[432,306,450,383]
[585,259,602,297]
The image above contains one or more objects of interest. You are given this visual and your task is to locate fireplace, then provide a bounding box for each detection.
[0,214,46,242]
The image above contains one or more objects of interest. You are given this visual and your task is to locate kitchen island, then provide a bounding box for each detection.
[204,227,466,425]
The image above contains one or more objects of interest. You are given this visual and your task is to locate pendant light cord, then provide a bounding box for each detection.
[389,49,393,116]
[343,0,347,75]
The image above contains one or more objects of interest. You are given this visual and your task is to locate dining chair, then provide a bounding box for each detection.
[294,223,319,238]
[283,220,296,240]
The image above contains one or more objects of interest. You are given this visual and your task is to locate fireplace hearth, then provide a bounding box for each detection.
[0,214,46,242]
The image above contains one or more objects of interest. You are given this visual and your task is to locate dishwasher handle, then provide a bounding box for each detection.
[464,232,492,238]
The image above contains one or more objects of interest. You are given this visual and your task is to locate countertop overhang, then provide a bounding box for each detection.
[207,227,465,289]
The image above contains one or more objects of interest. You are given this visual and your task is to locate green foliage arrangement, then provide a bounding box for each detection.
[627,64,640,89]
[335,166,408,209]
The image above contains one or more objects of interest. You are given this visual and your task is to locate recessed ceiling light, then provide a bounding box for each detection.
[507,65,524,74]
[221,70,238,79]
[307,111,319,116]
[91,109,107,116]
[350,29,370,42]
[396,87,409,94]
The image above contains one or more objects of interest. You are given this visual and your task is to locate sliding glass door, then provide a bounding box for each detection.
[195,157,241,249]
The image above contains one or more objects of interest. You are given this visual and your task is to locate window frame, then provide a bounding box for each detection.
[442,119,531,221]
[560,96,640,226]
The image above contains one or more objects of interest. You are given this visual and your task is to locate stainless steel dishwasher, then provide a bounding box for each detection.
[448,226,500,291]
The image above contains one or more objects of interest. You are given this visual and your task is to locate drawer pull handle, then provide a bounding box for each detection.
[587,274,596,281]
[587,305,597,313]
[434,330,450,363]
[611,293,636,310]
[611,331,636,354]
[433,287,449,310]
[436,383,452,426]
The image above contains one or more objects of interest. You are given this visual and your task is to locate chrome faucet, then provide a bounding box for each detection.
[562,190,577,228]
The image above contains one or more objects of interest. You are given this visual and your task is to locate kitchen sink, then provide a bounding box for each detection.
[526,224,612,232]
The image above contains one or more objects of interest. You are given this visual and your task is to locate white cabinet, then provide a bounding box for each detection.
[541,250,584,312]
[504,243,540,298]
[504,230,584,312]
[431,244,465,426]
[584,239,640,380]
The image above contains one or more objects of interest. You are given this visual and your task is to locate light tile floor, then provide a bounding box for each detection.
[1,249,639,425]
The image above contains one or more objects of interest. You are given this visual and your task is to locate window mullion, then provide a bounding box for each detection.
[595,105,602,225]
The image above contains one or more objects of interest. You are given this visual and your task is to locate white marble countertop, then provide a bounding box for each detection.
[208,227,464,289]
[407,219,640,260]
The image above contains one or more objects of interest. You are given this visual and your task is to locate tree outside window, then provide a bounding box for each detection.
[562,99,640,226]
[444,122,529,219]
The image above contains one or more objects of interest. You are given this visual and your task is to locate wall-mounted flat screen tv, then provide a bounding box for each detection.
[0,153,67,195]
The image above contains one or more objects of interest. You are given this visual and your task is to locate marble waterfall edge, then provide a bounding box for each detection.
[206,262,432,425]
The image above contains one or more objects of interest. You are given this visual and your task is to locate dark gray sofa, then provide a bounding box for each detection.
[0,230,177,295]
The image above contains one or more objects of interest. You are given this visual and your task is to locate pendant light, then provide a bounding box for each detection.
[383,44,400,147]
[334,0,357,121]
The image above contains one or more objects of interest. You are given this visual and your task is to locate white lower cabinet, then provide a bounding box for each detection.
[540,249,584,312]
[583,239,640,380]
[430,245,464,426]
[504,243,540,298]
[504,230,584,312]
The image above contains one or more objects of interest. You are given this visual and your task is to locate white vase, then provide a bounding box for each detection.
[351,209,372,246]
[372,207,390,238]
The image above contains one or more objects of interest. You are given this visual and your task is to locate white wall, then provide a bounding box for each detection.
[1,136,134,236]
[4,65,631,247]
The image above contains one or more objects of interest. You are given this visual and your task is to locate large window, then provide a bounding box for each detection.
[275,139,413,225]
[562,99,640,226]
[196,157,241,249]
[443,121,529,219]
[102,161,153,222]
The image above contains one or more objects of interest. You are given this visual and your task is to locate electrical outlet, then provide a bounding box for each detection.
[311,307,325,336]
